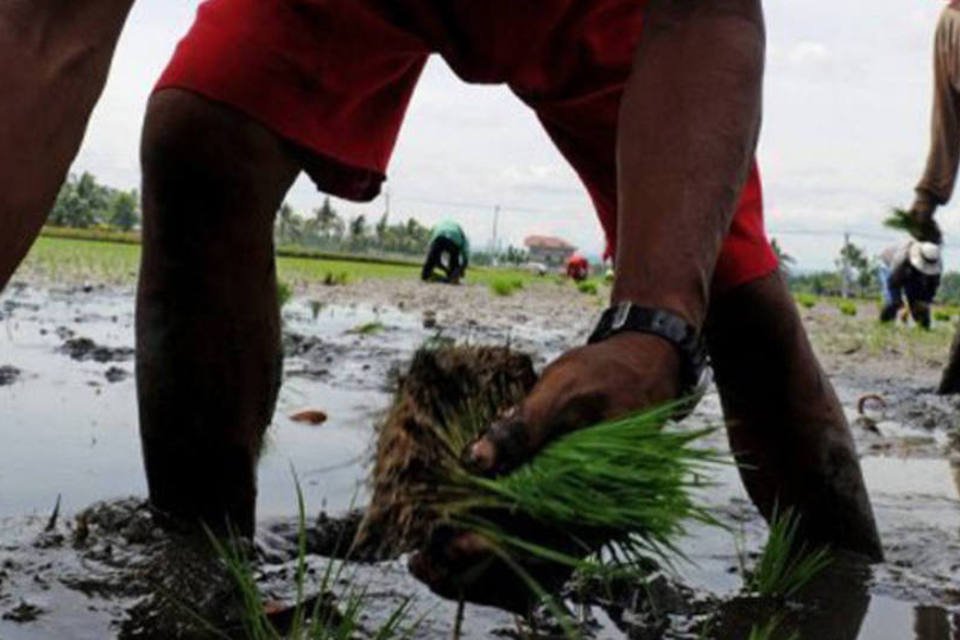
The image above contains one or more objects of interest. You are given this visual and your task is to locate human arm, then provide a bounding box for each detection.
[0,0,134,289]
[412,0,766,605]
[907,9,960,243]
[465,0,765,474]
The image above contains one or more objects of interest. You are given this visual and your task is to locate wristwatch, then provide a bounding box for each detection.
[587,303,709,404]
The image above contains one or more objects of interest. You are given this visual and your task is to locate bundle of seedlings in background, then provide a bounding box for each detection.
[883,206,940,241]
[354,343,721,611]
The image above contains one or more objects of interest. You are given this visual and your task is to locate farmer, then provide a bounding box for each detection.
[877,241,943,329]
[0,0,881,606]
[901,1,960,245]
[421,219,469,284]
[565,253,590,282]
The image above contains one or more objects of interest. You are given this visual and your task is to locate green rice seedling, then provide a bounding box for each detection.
[277,281,294,309]
[322,271,349,286]
[934,309,952,323]
[748,615,799,640]
[837,300,857,317]
[309,300,325,320]
[746,507,831,600]
[206,479,418,640]
[490,277,523,296]
[577,280,598,296]
[794,293,817,309]
[436,403,722,570]
[883,207,924,237]
[347,321,385,336]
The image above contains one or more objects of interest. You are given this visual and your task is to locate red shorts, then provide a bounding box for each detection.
[157,0,777,292]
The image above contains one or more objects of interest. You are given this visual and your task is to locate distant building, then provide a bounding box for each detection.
[524,235,576,267]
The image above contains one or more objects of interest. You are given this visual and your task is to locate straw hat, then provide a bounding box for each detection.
[908,241,943,276]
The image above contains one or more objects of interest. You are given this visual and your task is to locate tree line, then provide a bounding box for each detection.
[275,197,434,256]
[50,172,140,231]
[48,172,530,264]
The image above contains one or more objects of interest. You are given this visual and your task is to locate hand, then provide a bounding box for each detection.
[409,332,682,609]
[908,197,942,244]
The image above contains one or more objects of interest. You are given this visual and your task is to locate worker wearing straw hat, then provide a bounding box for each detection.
[878,241,944,329]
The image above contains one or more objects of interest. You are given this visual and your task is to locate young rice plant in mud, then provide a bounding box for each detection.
[277,280,293,310]
[489,276,524,296]
[747,615,799,640]
[794,293,817,310]
[206,479,419,640]
[576,280,598,295]
[347,321,385,336]
[744,507,831,600]
[837,300,857,317]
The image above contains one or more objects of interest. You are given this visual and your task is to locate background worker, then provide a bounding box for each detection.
[565,252,590,282]
[421,219,469,284]
[0,0,882,609]
[878,241,943,329]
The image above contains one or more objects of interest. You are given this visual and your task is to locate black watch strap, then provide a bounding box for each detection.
[587,303,707,396]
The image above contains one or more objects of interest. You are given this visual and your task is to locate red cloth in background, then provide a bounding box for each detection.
[157,0,777,293]
[566,254,590,282]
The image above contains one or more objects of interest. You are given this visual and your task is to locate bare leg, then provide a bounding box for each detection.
[138,89,299,536]
[0,0,133,288]
[706,272,883,560]
[938,327,960,394]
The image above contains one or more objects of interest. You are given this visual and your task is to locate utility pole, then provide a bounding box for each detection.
[840,231,851,299]
[491,204,501,261]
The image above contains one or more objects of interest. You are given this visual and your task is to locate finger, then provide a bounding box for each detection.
[462,408,530,475]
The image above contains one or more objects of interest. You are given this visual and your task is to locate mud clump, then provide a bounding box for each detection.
[58,336,134,363]
[0,365,20,386]
[2,599,43,623]
[261,510,365,563]
[353,345,537,559]
[105,366,131,383]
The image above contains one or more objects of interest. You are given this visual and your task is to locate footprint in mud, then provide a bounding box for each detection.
[57,337,134,363]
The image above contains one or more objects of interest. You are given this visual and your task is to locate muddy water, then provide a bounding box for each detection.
[1,284,960,638]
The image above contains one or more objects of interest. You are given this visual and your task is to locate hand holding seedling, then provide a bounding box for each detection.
[409,332,681,610]
[884,205,942,244]
[464,332,680,476]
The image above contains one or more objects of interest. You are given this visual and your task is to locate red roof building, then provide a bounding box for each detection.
[524,235,577,266]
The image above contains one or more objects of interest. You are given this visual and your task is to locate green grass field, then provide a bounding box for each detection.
[15,236,539,289]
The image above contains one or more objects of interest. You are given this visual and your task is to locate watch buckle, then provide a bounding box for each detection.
[611,303,631,331]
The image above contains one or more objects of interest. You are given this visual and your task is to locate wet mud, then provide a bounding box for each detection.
[2,281,960,638]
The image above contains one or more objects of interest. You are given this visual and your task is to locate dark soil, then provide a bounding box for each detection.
[58,336,134,363]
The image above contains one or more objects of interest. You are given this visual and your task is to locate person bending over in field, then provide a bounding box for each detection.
[877,241,943,330]
[421,219,469,284]
[0,0,882,608]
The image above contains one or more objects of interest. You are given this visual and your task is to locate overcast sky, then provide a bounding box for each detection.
[74,0,949,270]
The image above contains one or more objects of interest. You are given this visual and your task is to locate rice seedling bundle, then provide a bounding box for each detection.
[354,345,719,579]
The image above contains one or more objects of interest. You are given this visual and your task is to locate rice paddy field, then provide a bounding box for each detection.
[2,236,960,638]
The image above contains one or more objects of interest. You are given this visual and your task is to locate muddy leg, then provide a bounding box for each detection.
[137,89,299,536]
[938,325,960,394]
[705,272,883,560]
